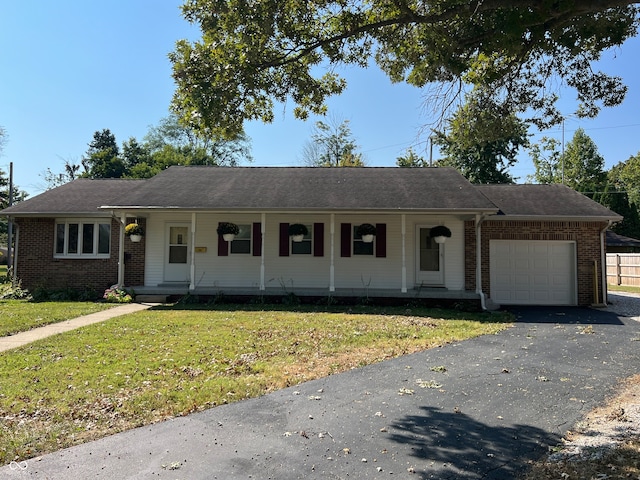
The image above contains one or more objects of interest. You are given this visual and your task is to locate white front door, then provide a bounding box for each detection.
[164,224,190,283]
[416,226,444,286]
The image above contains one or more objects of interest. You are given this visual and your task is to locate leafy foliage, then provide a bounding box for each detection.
[44,115,253,185]
[396,148,429,168]
[561,128,607,196]
[169,1,639,137]
[433,91,529,184]
[302,118,364,167]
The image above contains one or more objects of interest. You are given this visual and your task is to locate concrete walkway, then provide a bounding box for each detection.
[0,302,153,352]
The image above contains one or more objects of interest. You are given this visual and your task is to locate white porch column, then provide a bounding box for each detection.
[260,213,266,290]
[329,214,335,292]
[189,212,196,291]
[117,213,126,287]
[401,214,407,292]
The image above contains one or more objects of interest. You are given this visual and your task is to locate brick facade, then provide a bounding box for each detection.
[13,217,145,294]
[464,220,607,306]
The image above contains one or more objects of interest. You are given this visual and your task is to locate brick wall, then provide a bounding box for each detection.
[13,217,145,293]
[464,220,607,306]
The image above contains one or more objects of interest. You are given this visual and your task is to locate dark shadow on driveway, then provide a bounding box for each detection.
[505,306,624,325]
[388,406,558,479]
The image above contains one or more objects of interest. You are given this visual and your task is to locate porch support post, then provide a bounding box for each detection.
[401,214,407,292]
[117,213,126,287]
[189,212,196,291]
[260,213,266,290]
[329,214,335,292]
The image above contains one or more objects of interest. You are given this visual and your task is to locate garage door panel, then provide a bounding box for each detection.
[490,240,576,306]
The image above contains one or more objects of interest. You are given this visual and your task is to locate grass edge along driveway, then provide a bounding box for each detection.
[0,304,512,465]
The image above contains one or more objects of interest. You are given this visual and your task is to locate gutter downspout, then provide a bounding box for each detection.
[9,217,18,284]
[112,212,126,288]
[475,214,488,311]
[599,220,613,306]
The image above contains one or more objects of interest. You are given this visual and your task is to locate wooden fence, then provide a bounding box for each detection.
[607,253,640,287]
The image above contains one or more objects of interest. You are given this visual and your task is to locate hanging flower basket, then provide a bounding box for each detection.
[125,223,144,242]
[288,223,308,242]
[430,225,452,244]
[217,222,239,242]
[356,223,376,243]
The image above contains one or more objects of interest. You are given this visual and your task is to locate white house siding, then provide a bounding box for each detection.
[142,212,466,292]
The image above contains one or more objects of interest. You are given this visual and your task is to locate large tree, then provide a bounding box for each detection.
[82,129,127,179]
[433,90,529,183]
[170,1,639,138]
[301,118,365,167]
[561,128,607,195]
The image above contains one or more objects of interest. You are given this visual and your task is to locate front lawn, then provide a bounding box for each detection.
[0,304,512,465]
[0,300,116,337]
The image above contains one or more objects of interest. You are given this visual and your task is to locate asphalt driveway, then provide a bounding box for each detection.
[3,296,640,479]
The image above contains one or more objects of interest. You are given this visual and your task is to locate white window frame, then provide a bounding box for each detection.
[54,219,111,259]
[291,224,313,255]
[230,224,252,254]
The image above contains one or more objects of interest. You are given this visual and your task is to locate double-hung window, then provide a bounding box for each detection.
[55,219,111,258]
[230,224,251,254]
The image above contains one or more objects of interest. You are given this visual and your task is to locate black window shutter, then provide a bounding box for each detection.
[252,222,262,256]
[340,223,351,257]
[313,223,324,257]
[279,223,289,256]
[217,223,228,256]
[375,223,386,258]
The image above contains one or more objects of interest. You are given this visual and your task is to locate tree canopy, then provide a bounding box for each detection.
[433,90,529,183]
[46,116,253,185]
[170,1,640,138]
[301,118,365,167]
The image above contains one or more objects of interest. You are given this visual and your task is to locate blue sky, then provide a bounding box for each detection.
[2,1,640,196]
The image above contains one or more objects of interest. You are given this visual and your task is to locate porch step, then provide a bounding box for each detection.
[135,294,169,304]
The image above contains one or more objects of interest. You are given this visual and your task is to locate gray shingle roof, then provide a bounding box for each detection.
[102,166,498,212]
[476,184,622,220]
[0,167,622,221]
[1,178,145,215]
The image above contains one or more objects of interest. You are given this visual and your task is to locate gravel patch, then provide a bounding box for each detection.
[604,291,640,321]
[546,292,640,463]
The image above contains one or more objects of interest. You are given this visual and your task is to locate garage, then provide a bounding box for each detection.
[490,240,577,306]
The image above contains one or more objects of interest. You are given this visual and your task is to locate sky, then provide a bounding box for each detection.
[2,1,640,197]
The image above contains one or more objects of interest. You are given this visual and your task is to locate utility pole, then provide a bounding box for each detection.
[7,162,13,272]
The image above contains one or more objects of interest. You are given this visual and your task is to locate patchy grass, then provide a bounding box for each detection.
[0,304,511,465]
[609,284,640,294]
[0,300,116,337]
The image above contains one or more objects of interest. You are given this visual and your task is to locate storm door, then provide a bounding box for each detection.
[164,224,190,282]
[415,226,444,286]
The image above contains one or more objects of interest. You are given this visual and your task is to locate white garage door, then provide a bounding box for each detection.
[490,240,577,306]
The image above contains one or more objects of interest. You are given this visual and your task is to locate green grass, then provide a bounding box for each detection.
[0,300,116,337]
[608,284,640,294]
[0,304,512,465]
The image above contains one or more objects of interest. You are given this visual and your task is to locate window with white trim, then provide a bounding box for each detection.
[55,220,111,258]
[291,224,312,255]
[353,225,374,255]
[230,224,251,254]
